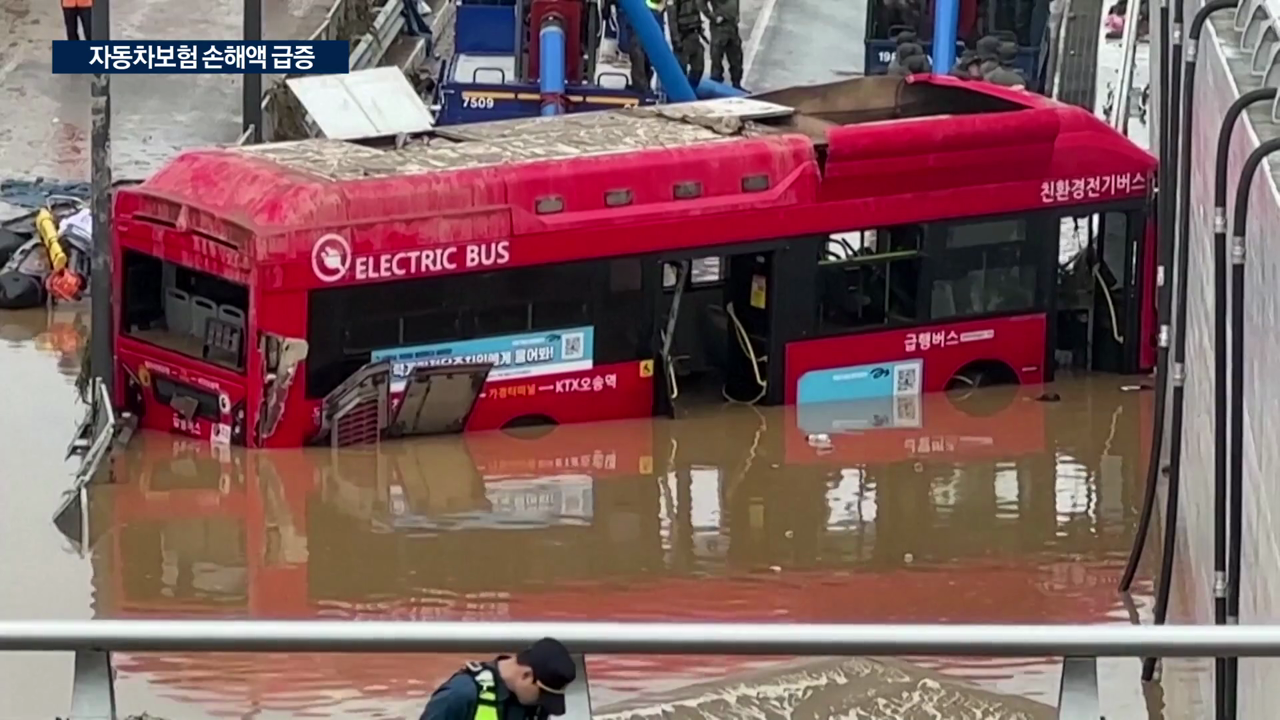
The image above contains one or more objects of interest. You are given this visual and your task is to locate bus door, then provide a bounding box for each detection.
[652,252,774,415]
[1054,206,1147,374]
[316,361,492,447]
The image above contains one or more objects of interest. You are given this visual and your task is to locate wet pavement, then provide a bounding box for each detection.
[0,0,335,208]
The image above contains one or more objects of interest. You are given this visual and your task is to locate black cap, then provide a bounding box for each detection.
[519,638,576,716]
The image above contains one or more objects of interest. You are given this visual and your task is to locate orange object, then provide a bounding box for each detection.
[46,268,85,302]
[61,0,92,8]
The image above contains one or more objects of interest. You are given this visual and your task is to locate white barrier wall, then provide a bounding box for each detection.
[1169,6,1280,717]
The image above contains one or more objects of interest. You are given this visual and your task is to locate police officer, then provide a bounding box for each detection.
[668,0,708,89]
[705,0,743,88]
[623,0,668,92]
[420,638,577,720]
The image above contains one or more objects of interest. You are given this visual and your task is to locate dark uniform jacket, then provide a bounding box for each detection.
[420,661,546,720]
[668,0,707,32]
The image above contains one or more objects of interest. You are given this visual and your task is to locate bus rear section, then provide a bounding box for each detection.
[778,199,1153,430]
[111,201,256,448]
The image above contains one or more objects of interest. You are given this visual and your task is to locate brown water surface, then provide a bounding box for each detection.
[0,310,1159,719]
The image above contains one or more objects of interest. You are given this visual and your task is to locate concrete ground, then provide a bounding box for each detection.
[0,0,335,188]
[743,0,865,90]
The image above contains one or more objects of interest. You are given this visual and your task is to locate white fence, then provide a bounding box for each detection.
[6,620,1280,719]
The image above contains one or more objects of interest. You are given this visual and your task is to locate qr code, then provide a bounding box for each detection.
[895,364,919,395]
[561,332,585,361]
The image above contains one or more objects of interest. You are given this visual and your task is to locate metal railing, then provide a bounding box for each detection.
[76,379,115,490]
[258,0,409,141]
[349,0,409,72]
[57,379,119,552]
[7,620,1280,720]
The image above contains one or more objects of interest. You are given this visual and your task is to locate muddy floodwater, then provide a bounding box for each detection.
[0,306,1164,719]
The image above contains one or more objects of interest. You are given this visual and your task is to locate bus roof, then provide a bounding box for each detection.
[117,75,1155,275]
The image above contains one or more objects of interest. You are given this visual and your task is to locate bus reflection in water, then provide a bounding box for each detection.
[109,75,1155,448]
[91,377,1151,715]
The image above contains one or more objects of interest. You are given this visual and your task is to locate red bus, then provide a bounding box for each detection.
[93,388,1148,714]
[111,74,1157,448]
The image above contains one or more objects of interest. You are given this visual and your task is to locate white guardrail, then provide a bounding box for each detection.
[73,379,115,489]
[8,620,1280,720]
[257,0,408,142]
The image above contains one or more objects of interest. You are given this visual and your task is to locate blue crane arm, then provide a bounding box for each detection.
[614,0,697,102]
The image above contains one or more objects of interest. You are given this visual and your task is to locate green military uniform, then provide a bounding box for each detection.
[668,0,707,88]
[705,0,742,87]
[623,0,667,92]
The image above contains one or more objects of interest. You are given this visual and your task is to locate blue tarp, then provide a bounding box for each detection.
[0,178,91,210]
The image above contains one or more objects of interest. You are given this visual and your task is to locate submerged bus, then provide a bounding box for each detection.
[94,389,1143,714]
[111,74,1156,448]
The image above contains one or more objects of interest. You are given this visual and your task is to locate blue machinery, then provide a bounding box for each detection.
[539,19,567,115]
[933,0,960,72]
[435,0,739,125]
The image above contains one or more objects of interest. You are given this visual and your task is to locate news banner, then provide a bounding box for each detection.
[51,41,349,74]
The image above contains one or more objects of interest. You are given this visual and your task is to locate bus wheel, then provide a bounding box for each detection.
[501,414,558,437]
[945,361,1019,416]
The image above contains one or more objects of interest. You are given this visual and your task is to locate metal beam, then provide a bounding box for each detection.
[5,621,1280,657]
[1057,656,1100,720]
[88,0,113,402]
[69,650,115,720]
[243,0,263,142]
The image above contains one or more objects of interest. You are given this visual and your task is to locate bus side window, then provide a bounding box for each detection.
[305,258,646,399]
[929,216,1038,320]
[817,225,924,333]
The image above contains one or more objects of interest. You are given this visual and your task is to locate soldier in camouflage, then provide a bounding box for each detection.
[668,0,708,89]
[705,0,743,88]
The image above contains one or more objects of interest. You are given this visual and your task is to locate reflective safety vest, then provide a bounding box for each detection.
[62,0,92,9]
[465,662,500,720]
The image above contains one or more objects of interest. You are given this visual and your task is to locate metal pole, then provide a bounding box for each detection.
[932,0,960,74]
[1142,0,1185,683]
[243,0,263,142]
[89,0,113,406]
[1111,0,1143,131]
[5,620,1280,656]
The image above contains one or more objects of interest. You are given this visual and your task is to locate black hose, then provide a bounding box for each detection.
[1212,86,1275,720]
[1139,0,1185,684]
[1118,0,1174,597]
[1208,87,1269,712]
[1173,3,1236,715]
[1225,136,1280,719]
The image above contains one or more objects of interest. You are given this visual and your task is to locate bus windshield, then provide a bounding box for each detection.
[120,249,249,373]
